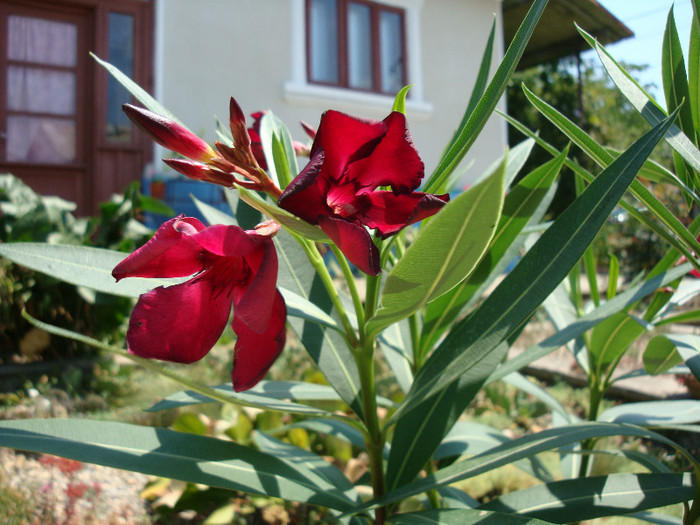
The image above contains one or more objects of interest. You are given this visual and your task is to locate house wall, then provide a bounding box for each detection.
[154,0,505,188]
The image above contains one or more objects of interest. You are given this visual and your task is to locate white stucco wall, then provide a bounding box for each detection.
[154,0,506,188]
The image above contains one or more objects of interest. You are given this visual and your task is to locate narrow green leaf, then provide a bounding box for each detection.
[237,186,328,241]
[662,8,695,144]
[146,381,346,415]
[361,422,698,512]
[522,84,700,252]
[368,158,505,337]
[421,149,564,352]
[689,2,700,133]
[224,187,261,230]
[579,26,700,177]
[491,264,690,383]
[480,473,695,524]
[500,111,700,272]
[423,0,548,193]
[275,419,368,451]
[607,254,620,300]
[644,333,700,381]
[385,113,677,490]
[259,112,299,190]
[599,400,700,425]
[92,53,183,125]
[589,312,647,377]
[0,419,357,511]
[388,509,556,524]
[392,85,412,114]
[273,229,364,417]
[253,431,360,503]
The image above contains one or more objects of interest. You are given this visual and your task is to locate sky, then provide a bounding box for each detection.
[587,0,695,100]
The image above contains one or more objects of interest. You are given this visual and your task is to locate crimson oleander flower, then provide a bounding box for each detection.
[113,216,287,392]
[278,110,449,276]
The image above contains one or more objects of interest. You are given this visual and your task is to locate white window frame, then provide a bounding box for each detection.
[285,0,432,118]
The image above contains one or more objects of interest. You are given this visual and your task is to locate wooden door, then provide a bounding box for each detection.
[0,0,153,214]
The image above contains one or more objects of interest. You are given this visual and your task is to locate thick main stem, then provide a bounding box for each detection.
[355,342,386,525]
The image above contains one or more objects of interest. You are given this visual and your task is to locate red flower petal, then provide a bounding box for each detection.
[277,152,329,224]
[360,191,449,238]
[315,110,386,180]
[235,240,279,333]
[112,216,206,280]
[189,224,261,258]
[231,289,287,391]
[345,112,424,193]
[318,216,380,276]
[126,277,232,363]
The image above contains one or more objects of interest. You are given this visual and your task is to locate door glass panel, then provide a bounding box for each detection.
[309,0,340,84]
[106,12,135,141]
[7,66,76,115]
[7,15,77,67]
[379,11,404,93]
[348,2,373,90]
[7,116,76,163]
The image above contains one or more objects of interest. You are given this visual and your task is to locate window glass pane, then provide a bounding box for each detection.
[348,3,373,90]
[106,13,135,141]
[379,10,404,93]
[7,66,76,115]
[309,0,339,84]
[7,116,76,163]
[7,15,77,67]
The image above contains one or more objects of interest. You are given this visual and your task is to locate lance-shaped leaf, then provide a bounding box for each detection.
[579,26,700,179]
[589,312,648,379]
[599,399,700,425]
[367,158,505,337]
[360,422,698,512]
[421,148,564,353]
[259,111,299,190]
[385,112,678,490]
[644,333,700,382]
[480,473,695,523]
[424,0,548,192]
[273,228,364,417]
[0,418,358,512]
[689,1,700,133]
[388,509,556,524]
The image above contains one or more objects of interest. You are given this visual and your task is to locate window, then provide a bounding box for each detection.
[106,12,135,142]
[307,0,406,94]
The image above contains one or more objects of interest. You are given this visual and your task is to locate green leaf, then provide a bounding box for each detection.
[146,381,346,416]
[0,418,358,511]
[253,431,360,503]
[599,400,700,425]
[368,157,506,337]
[689,3,700,134]
[259,112,299,190]
[362,422,697,512]
[224,187,261,230]
[579,26,700,178]
[480,473,695,523]
[644,333,700,382]
[423,0,548,193]
[662,8,696,144]
[607,254,619,300]
[589,312,647,378]
[387,113,678,490]
[392,85,412,114]
[237,186,328,241]
[522,84,700,253]
[501,112,700,272]
[388,509,556,524]
[490,264,691,383]
[92,53,184,126]
[276,419,368,451]
[273,229,364,417]
[421,148,564,352]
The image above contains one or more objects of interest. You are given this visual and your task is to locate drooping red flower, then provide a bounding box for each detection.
[112,216,287,392]
[278,110,448,275]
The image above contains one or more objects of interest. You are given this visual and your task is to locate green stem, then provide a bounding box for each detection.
[298,238,358,347]
[329,244,365,329]
[355,339,386,525]
[365,274,381,322]
[579,380,604,478]
[685,468,700,524]
[409,314,422,371]
[424,459,441,509]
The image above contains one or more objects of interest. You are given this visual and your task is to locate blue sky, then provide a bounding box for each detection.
[585,0,694,100]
